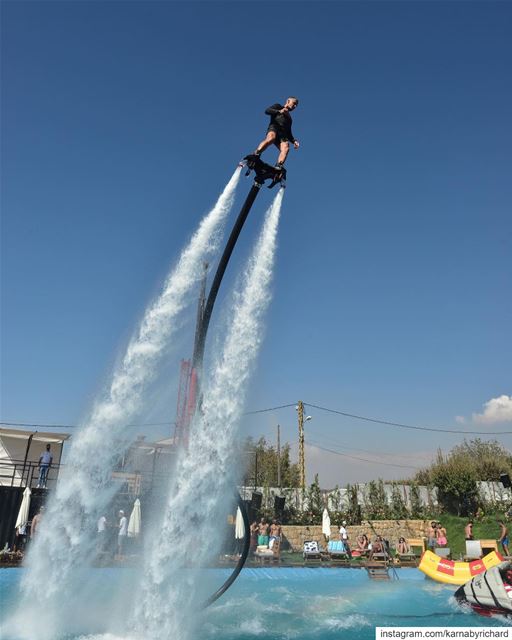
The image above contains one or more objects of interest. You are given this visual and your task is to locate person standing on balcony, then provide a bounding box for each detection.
[37,444,53,488]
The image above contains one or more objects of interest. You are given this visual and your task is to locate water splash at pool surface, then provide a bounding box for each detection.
[1,568,508,639]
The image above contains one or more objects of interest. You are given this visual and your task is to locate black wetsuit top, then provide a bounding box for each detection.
[265,104,296,143]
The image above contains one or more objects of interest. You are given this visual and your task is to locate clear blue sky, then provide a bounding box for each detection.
[1,1,511,485]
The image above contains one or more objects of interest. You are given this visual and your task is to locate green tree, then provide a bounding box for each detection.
[410,483,424,519]
[242,436,300,487]
[305,474,323,523]
[345,483,362,524]
[390,483,409,519]
[365,479,390,520]
[427,449,479,516]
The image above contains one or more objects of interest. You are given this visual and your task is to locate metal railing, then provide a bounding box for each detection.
[0,458,175,496]
[0,459,62,489]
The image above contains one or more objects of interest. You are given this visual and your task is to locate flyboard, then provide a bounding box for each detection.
[419,549,503,585]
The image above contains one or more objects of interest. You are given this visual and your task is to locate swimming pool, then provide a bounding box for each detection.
[1,567,506,639]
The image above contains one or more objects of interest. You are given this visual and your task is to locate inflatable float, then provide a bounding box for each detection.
[419,549,503,585]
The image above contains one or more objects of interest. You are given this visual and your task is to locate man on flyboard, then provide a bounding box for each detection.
[253,97,300,170]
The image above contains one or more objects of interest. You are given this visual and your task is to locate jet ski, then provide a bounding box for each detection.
[455,562,512,618]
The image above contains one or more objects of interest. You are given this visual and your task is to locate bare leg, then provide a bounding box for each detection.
[277,140,290,165]
[255,131,277,154]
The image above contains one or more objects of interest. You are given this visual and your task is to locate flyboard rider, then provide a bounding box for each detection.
[252,97,300,170]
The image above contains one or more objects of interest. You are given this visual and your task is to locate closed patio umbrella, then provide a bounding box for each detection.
[127,499,141,538]
[15,487,31,532]
[235,507,245,539]
[322,507,331,540]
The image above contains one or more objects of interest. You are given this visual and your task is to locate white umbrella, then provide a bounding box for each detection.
[322,507,331,539]
[127,499,141,538]
[235,507,245,540]
[15,487,31,532]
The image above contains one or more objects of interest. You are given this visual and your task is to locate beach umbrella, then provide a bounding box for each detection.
[322,508,331,540]
[15,487,31,531]
[235,507,245,540]
[127,499,141,538]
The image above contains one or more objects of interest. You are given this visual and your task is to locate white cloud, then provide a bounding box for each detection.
[455,415,466,424]
[473,395,512,424]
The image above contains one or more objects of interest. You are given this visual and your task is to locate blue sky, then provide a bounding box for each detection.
[1,1,511,485]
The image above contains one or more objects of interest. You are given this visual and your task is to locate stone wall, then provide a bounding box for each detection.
[280,520,428,552]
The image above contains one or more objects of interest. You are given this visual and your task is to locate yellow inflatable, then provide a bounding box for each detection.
[419,550,504,585]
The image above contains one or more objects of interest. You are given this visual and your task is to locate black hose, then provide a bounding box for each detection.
[202,492,251,608]
[194,178,262,606]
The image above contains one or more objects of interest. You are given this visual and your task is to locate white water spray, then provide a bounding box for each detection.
[11,169,241,640]
[135,188,284,640]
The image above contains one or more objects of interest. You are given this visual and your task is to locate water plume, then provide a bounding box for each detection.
[135,188,284,640]
[10,169,241,640]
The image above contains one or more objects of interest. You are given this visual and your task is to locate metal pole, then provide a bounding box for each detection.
[277,424,281,489]
[21,433,36,487]
[297,401,305,490]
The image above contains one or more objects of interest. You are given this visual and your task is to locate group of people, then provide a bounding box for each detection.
[250,518,282,553]
[96,510,128,558]
[426,521,448,549]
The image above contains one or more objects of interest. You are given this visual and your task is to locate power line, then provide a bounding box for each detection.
[307,440,420,471]
[243,403,297,415]
[3,399,511,437]
[304,402,512,435]
[310,434,434,461]
[0,421,172,430]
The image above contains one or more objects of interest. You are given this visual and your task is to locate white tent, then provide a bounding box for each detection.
[322,508,331,539]
[128,499,141,538]
[15,487,31,532]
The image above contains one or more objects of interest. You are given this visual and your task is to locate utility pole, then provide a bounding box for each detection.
[297,401,305,490]
[277,424,281,489]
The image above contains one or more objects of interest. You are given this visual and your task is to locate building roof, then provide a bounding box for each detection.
[0,427,71,442]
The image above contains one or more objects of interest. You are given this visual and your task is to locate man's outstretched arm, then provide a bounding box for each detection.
[265,104,283,116]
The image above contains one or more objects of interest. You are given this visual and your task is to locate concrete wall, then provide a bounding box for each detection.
[279,520,428,552]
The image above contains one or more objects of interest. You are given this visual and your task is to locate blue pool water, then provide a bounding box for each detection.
[1,567,507,639]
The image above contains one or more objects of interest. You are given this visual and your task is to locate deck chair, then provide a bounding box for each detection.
[480,539,499,556]
[327,539,350,565]
[397,542,418,566]
[303,540,322,565]
[464,540,482,561]
[407,537,426,553]
[255,542,280,565]
[396,538,423,567]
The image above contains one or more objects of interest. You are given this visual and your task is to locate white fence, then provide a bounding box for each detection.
[239,482,512,512]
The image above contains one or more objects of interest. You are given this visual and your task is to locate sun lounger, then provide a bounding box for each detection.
[398,551,418,566]
[303,540,322,565]
[327,540,350,566]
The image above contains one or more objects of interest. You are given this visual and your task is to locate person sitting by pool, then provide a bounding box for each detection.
[356,534,369,552]
[369,536,384,560]
[397,537,410,555]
